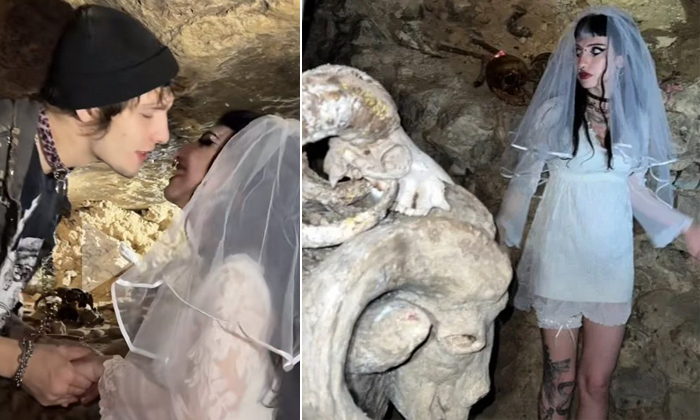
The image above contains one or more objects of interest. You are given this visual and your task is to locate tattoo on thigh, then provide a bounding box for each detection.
[556,381,575,416]
[539,345,574,419]
[539,398,555,420]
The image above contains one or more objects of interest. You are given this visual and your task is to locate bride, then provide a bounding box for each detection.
[82,112,300,419]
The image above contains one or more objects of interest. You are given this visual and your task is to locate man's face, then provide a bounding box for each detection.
[88,88,174,178]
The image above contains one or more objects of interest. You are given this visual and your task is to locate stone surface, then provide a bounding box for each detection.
[53,201,179,294]
[675,163,700,190]
[664,387,700,419]
[610,366,668,410]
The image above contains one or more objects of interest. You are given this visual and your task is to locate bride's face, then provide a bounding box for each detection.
[576,36,610,91]
[164,124,235,208]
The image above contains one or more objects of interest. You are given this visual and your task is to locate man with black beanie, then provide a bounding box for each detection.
[0,3,178,412]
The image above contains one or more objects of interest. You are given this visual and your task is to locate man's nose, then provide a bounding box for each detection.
[153,118,170,145]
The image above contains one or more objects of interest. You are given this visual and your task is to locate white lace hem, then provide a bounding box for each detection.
[98,355,127,420]
[514,294,632,327]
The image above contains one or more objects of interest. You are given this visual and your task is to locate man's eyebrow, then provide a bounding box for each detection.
[144,103,171,110]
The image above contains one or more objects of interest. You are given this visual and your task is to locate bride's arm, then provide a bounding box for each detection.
[98,355,173,419]
[628,172,693,247]
[173,260,276,420]
[98,258,277,420]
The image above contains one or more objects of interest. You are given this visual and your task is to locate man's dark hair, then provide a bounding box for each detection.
[52,85,174,139]
[216,110,265,133]
[0,0,75,99]
[40,4,180,138]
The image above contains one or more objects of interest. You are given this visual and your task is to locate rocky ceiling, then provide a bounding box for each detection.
[66,0,301,209]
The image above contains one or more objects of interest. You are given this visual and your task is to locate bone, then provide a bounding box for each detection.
[390,128,454,216]
[302,155,372,207]
[302,64,456,223]
[302,217,512,419]
[346,298,432,374]
[302,65,401,146]
[302,64,510,419]
[302,181,398,248]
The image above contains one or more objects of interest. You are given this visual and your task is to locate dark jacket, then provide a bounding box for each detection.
[0,98,44,263]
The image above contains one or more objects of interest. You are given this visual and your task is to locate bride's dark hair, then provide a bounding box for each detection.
[572,14,613,169]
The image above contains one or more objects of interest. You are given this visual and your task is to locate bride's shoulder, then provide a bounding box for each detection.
[213,254,271,303]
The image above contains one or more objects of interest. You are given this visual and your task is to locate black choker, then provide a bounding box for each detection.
[587,91,608,102]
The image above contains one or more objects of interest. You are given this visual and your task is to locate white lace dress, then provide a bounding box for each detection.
[499,126,693,327]
[97,259,276,420]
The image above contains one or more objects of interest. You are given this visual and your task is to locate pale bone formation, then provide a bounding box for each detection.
[301,64,513,420]
[301,64,455,248]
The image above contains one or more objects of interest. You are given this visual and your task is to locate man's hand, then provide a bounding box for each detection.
[21,344,95,407]
[683,224,700,259]
[72,354,111,404]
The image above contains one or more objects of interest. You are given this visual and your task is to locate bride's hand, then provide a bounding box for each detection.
[683,224,700,259]
[72,354,112,404]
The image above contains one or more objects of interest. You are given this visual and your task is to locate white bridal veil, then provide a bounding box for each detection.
[498,6,676,246]
[111,114,300,386]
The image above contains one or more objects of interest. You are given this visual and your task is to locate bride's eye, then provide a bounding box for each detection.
[198,133,217,147]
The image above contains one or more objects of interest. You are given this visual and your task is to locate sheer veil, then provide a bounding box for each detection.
[110,114,300,391]
[498,6,676,246]
[500,7,675,197]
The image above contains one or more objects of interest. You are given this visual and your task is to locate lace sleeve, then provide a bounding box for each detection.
[173,260,276,420]
[99,259,276,420]
[497,157,545,248]
[497,98,562,248]
[98,356,173,420]
[628,172,693,247]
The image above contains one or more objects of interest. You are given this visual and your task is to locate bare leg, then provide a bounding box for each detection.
[576,318,625,420]
[539,327,579,420]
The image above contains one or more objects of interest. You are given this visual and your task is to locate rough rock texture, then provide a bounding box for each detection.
[64,0,300,209]
[304,0,700,418]
[303,213,511,420]
[52,201,179,294]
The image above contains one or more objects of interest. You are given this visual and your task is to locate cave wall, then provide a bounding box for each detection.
[303,0,700,418]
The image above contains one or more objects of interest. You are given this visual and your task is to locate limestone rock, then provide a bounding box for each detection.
[664,387,700,419]
[676,163,700,190]
[52,200,179,292]
[635,289,696,333]
[610,366,668,410]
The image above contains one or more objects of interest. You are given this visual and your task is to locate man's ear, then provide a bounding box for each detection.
[75,108,99,123]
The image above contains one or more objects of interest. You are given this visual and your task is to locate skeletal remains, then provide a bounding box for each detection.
[301,64,512,420]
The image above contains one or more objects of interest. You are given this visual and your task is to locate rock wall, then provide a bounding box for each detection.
[49,201,179,297]
[304,0,700,418]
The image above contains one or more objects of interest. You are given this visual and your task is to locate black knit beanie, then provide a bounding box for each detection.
[43,5,179,109]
